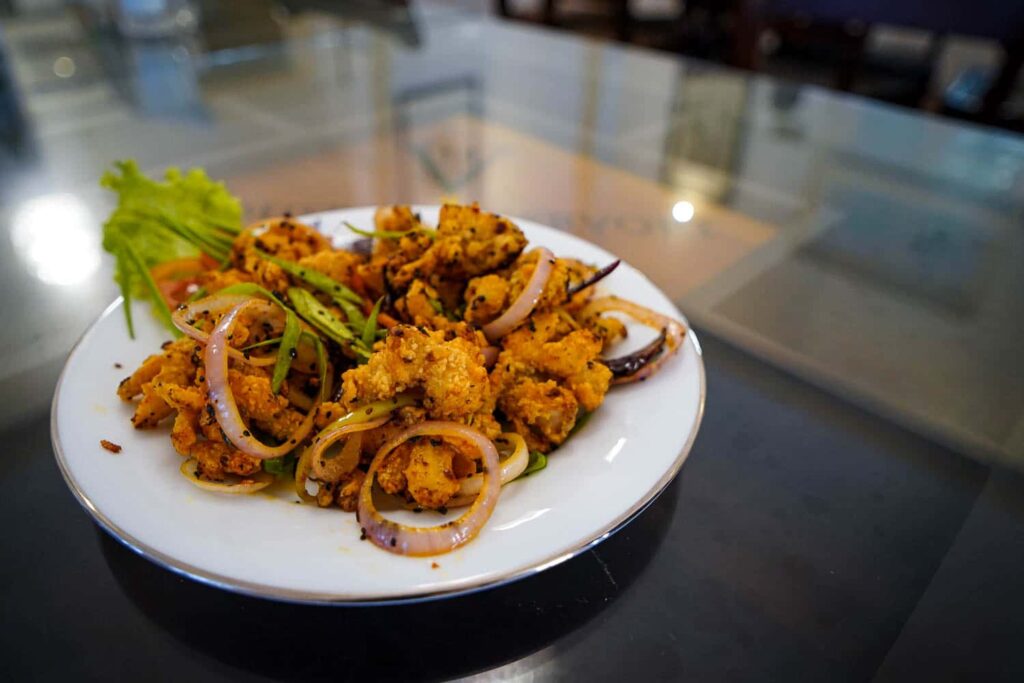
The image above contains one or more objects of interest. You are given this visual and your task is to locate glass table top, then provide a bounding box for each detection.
[2,2,1023,468]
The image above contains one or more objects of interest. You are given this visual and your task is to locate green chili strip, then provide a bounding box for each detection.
[241,336,283,351]
[271,311,300,393]
[255,249,362,305]
[264,332,327,478]
[124,242,178,336]
[305,331,329,401]
[288,287,365,355]
[115,246,136,338]
[362,296,383,348]
[343,221,434,241]
[215,282,289,310]
[185,286,208,303]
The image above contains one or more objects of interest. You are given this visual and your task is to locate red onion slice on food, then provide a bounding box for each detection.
[179,458,274,494]
[358,422,501,556]
[172,295,280,367]
[447,432,528,508]
[584,296,687,384]
[295,416,390,502]
[206,300,319,459]
[482,248,554,343]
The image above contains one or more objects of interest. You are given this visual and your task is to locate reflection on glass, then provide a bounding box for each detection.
[672,200,695,223]
[53,56,76,78]
[11,194,100,287]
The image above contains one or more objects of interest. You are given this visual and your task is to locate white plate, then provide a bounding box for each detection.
[52,207,705,604]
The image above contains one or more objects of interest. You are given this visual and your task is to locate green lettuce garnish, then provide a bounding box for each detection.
[100,160,243,337]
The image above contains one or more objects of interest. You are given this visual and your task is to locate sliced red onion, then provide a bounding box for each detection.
[482,248,554,343]
[206,300,318,459]
[447,432,527,508]
[584,296,686,384]
[172,295,280,367]
[301,417,388,492]
[358,421,501,556]
[481,345,499,368]
[179,458,274,494]
[602,329,666,378]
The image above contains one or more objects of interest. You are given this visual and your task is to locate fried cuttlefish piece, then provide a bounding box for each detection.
[491,312,612,453]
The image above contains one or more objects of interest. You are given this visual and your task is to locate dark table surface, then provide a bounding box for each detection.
[2,2,1024,680]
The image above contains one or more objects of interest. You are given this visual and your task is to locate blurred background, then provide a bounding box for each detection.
[499,0,1024,132]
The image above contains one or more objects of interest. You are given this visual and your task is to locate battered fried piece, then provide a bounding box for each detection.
[372,206,427,257]
[463,274,508,325]
[197,267,255,297]
[388,204,527,290]
[228,367,304,441]
[191,441,262,481]
[340,324,499,437]
[170,408,200,455]
[297,249,364,288]
[500,379,578,450]
[119,338,199,428]
[354,207,433,297]
[395,280,449,328]
[404,438,461,509]
[492,312,612,452]
[234,217,331,263]
[583,312,628,351]
[227,217,332,293]
[99,440,122,454]
[117,338,195,400]
[377,441,412,496]
[334,470,365,512]
[376,437,470,509]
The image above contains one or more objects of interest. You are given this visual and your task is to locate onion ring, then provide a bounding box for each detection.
[447,432,528,508]
[206,300,319,459]
[295,396,416,502]
[482,248,554,342]
[584,296,687,384]
[296,417,388,500]
[358,422,501,556]
[179,458,274,494]
[172,295,280,367]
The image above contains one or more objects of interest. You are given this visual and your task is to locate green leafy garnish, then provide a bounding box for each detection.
[101,160,243,337]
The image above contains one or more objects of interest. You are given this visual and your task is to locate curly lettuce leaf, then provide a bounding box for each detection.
[100,160,243,337]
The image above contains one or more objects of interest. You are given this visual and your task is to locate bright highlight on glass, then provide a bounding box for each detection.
[53,56,76,78]
[11,194,100,286]
[672,201,695,223]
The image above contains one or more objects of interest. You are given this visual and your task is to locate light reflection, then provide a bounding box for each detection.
[492,508,551,531]
[53,56,76,78]
[11,194,100,286]
[672,200,695,223]
[604,436,627,463]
